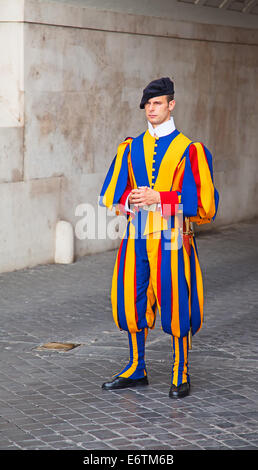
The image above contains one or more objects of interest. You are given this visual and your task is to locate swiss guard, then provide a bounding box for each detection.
[99,77,219,398]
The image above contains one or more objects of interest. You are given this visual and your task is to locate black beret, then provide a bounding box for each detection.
[140,77,174,109]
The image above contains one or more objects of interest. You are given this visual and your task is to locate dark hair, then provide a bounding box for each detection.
[167,94,174,103]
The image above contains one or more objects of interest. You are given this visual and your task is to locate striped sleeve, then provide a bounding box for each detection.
[99,138,132,210]
[160,142,219,224]
[187,142,219,223]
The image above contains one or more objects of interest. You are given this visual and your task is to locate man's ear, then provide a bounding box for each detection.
[169,100,176,112]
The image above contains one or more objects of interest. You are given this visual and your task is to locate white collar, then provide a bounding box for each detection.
[147,116,176,138]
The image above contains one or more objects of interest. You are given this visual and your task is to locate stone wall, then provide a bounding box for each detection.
[0,0,258,272]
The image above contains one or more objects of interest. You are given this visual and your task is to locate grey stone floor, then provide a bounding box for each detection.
[0,219,258,451]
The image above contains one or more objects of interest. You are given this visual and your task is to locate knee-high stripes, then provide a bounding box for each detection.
[171,335,189,386]
[112,330,190,384]
[113,328,148,379]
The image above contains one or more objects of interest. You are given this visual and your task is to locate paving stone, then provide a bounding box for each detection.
[0,220,258,450]
[88,428,121,440]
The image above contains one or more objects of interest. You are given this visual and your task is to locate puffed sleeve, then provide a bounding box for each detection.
[159,142,219,224]
[99,138,132,211]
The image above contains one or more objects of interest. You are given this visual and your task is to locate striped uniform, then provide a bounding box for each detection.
[100,129,219,385]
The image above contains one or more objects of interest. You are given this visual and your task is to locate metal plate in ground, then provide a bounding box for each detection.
[35,342,81,352]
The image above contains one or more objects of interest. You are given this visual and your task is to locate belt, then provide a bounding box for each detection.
[183,217,194,236]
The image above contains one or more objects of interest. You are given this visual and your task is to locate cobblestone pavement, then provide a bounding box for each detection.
[0,219,258,451]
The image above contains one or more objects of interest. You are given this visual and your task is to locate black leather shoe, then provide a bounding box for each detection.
[169,382,190,399]
[102,376,148,390]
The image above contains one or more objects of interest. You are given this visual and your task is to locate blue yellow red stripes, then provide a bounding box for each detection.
[190,237,204,335]
[101,129,219,343]
[100,132,219,232]
[111,225,203,339]
[185,142,219,224]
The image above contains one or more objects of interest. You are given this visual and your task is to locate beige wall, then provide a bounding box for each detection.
[0,0,258,272]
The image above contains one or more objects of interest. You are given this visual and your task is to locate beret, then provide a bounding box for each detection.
[140,77,174,109]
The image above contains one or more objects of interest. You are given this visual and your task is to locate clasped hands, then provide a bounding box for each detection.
[128,186,161,211]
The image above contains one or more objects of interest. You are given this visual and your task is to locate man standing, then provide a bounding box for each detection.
[99,77,219,398]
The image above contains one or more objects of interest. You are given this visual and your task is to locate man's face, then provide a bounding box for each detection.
[144,95,175,128]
